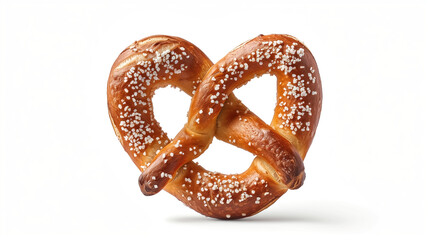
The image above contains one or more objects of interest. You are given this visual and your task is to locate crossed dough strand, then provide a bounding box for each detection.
[107,34,322,219]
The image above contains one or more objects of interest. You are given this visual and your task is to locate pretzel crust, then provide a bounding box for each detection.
[107,34,322,219]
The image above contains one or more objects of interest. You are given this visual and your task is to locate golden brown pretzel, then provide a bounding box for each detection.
[107,34,322,219]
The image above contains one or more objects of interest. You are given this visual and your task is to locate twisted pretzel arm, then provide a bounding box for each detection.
[107,35,212,169]
[191,34,322,158]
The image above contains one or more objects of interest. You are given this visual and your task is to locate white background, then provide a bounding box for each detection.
[1,0,427,239]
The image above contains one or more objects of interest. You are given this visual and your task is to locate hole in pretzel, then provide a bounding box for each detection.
[197,139,255,174]
[234,74,277,125]
[153,86,190,139]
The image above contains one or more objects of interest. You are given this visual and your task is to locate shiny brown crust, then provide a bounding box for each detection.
[107,34,322,219]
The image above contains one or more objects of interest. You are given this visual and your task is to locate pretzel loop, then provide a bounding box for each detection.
[107,34,322,219]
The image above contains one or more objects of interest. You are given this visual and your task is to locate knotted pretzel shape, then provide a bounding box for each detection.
[107,34,322,219]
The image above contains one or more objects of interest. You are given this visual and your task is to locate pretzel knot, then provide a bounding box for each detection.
[107,34,322,219]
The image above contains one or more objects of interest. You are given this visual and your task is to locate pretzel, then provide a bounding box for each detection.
[107,34,322,219]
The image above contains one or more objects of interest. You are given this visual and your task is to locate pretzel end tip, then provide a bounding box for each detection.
[286,171,306,190]
[138,172,164,196]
